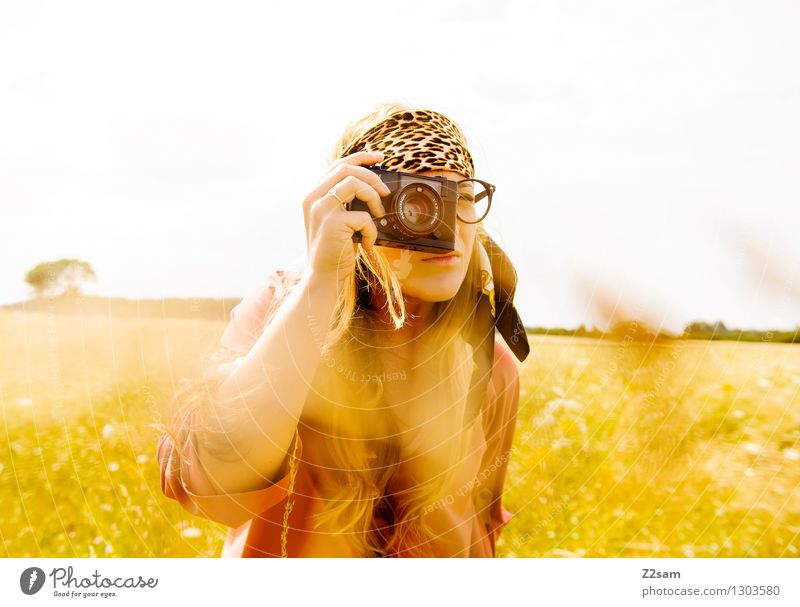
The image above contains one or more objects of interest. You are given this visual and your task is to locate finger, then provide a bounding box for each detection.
[307,159,390,212]
[316,175,386,220]
[332,150,385,170]
[344,163,391,200]
[339,210,379,252]
[328,162,390,201]
[343,175,387,218]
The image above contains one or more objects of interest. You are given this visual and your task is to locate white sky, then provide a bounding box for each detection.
[1,0,799,333]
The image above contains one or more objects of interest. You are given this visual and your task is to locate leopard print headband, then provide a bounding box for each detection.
[339,108,475,178]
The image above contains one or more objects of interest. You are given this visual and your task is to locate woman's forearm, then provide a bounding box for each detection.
[194,269,341,495]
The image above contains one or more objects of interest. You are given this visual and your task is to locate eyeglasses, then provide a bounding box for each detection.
[455,178,495,224]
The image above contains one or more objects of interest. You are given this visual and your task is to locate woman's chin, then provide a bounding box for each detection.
[401,276,464,302]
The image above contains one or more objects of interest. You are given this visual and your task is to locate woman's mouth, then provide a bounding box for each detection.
[421,252,461,266]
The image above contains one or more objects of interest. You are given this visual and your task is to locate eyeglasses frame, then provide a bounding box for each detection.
[455,177,495,224]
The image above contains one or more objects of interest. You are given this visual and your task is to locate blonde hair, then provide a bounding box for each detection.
[159,101,493,557]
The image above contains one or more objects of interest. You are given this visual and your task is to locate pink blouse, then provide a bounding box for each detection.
[157,270,520,557]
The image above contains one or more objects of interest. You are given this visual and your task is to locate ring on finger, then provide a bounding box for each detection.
[328,186,347,208]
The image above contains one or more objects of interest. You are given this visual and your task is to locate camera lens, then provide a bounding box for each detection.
[395,183,441,235]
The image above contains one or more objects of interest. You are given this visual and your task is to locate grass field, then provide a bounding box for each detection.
[1,308,798,557]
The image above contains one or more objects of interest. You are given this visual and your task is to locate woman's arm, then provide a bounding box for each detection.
[168,150,387,501]
[194,269,340,496]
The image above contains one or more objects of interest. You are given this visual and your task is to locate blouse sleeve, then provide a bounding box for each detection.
[482,340,521,556]
[156,269,303,529]
[219,270,288,354]
[156,415,303,528]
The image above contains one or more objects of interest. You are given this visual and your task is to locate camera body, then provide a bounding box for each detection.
[345,166,457,255]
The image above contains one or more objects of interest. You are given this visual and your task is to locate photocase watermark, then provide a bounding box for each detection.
[512,493,572,549]
[307,312,409,385]
[19,565,158,599]
[45,264,65,412]
[20,567,46,595]
[601,312,643,381]
[422,446,517,515]
[638,337,687,406]
[321,349,408,384]
[391,250,414,280]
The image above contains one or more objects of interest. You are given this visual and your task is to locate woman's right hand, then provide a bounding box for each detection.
[301,151,391,286]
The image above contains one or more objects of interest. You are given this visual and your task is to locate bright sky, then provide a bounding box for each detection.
[2,0,798,333]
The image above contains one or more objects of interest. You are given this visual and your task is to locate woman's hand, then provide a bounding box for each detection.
[302,151,391,285]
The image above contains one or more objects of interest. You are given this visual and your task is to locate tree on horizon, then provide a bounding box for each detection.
[24,259,96,298]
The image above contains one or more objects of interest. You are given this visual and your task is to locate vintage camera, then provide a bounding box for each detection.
[344,166,457,255]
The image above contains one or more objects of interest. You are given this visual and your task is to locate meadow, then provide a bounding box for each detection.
[1,307,798,557]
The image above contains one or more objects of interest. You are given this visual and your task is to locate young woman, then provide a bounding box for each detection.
[156,103,529,557]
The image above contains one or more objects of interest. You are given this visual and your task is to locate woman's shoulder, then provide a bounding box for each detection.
[482,339,521,434]
[492,339,520,391]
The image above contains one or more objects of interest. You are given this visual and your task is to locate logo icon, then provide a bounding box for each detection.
[20,567,46,595]
[391,249,414,280]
